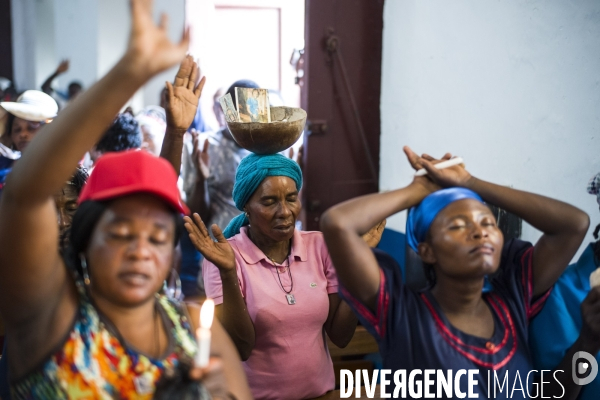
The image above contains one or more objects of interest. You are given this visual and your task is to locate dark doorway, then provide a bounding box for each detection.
[0,0,13,81]
[301,0,384,231]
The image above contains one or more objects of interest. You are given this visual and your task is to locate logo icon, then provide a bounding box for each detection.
[572,351,598,385]
[310,282,317,288]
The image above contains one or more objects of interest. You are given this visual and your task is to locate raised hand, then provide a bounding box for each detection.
[404,146,452,172]
[191,130,210,180]
[56,59,70,74]
[184,213,236,272]
[166,55,206,132]
[125,0,190,79]
[403,146,444,194]
[362,219,386,248]
[403,146,471,189]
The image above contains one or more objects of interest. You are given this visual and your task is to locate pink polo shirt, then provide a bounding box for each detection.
[203,227,338,400]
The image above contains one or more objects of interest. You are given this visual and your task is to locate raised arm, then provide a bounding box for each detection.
[184,214,256,360]
[160,55,205,173]
[321,165,440,311]
[41,59,69,96]
[0,0,189,325]
[159,58,211,220]
[416,149,589,297]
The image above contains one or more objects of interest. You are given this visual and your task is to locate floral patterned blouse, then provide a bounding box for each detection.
[10,278,199,400]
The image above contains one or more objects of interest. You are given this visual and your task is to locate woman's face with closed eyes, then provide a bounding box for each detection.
[85,194,176,307]
[245,176,301,245]
[418,199,504,282]
[54,183,79,245]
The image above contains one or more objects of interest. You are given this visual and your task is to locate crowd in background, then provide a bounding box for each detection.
[0,1,599,399]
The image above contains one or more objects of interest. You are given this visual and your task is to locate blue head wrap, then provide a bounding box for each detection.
[406,188,483,252]
[222,153,303,238]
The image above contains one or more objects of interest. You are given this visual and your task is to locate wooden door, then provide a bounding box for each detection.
[301,0,384,230]
[0,0,13,82]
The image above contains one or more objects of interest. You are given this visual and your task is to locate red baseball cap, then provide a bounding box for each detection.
[79,150,189,215]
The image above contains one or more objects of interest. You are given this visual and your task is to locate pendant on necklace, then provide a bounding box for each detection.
[286,294,296,305]
[134,373,154,395]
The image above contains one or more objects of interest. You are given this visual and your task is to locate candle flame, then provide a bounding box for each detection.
[200,299,215,329]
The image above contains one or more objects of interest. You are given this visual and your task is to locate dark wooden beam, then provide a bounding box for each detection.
[0,0,13,82]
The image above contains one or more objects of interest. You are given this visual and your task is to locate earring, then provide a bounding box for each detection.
[164,269,183,301]
[245,211,250,218]
[79,253,90,286]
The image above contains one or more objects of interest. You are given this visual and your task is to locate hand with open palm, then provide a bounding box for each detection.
[165,55,206,133]
[184,213,236,272]
[55,59,70,75]
[362,219,386,248]
[124,0,191,80]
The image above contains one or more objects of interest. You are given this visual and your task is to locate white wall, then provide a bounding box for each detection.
[97,0,129,79]
[12,0,97,91]
[34,0,56,87]
[380,0,600,260]
[11,0,184,111]
[142,0,186,108]
[187,0,305,131]
[11,0,303,117]
[53,0,98,89]
[10,0,37,91]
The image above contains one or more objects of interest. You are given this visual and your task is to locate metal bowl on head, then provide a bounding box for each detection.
[226,106,306,155]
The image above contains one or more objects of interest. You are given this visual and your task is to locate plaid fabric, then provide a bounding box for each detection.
[588,172,600,205]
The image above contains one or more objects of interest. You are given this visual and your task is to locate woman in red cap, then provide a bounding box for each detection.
[0,1,251,399]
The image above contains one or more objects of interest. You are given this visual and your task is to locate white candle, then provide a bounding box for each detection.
[414,157,464,177]
[195,299,214,368]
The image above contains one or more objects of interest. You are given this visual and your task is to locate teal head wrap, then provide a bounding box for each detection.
[222,153,303,238]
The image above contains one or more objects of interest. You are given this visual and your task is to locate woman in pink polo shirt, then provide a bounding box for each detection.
[184,153,364,399]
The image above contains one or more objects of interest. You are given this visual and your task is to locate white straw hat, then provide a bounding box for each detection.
[0,90,58,122]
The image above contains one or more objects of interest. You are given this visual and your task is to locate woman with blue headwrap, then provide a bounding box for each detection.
[184,153,366,400]
[321,146,590,399]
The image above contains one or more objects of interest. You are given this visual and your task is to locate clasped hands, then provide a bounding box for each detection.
[403,146,473,194]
